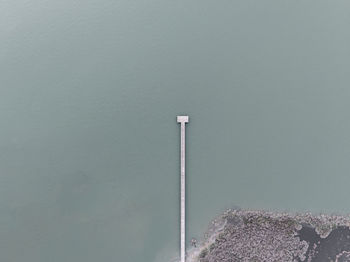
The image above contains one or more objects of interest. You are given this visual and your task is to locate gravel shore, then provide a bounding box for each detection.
[188,209,350,262]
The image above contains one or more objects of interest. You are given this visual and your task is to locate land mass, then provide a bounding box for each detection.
[188,209,350,262]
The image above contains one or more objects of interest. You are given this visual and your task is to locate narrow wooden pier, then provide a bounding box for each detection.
[177,116,189,262]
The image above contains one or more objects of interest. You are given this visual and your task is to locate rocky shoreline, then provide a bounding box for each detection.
[188,209,350,262]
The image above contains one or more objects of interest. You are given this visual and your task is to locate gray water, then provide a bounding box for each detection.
[1,1,350,261]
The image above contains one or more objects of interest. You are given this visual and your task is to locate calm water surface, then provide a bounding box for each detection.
[1,1,350,261]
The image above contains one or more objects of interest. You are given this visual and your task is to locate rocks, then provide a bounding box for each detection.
[191,238,198,248]
[188,209,350,262]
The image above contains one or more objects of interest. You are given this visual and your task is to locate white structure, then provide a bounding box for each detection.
[177,115,189,262]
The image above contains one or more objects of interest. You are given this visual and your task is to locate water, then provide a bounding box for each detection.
[1,1,350,261]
